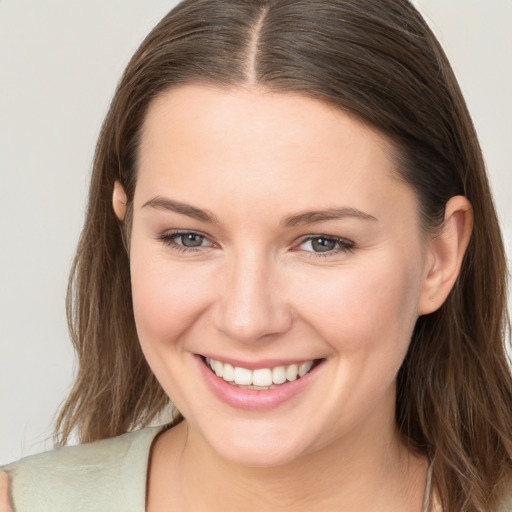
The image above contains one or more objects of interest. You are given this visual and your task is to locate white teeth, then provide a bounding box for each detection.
[298,361,314,377]
[223,363,235,382]
[213,359,223,377]
[205,358,317,387]
[285,364,298,382]
[272,366,286,384]
[253,368,273,387]
[234,366,252,386]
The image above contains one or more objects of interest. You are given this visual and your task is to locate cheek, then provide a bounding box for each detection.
[130,250,214,350]
[291,255,422,356]
[289,255,423,437]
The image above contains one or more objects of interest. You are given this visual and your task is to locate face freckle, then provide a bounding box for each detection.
[127,84,430,467]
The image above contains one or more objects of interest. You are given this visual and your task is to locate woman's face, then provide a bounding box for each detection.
[126,85,434,466]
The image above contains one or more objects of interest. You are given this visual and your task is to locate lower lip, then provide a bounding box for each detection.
[196,356,323,411]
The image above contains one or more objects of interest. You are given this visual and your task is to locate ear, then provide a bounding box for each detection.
[112,180,127,221]
[418,195,473,315]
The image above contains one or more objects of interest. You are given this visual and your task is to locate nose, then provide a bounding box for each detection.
[213,250,293,344]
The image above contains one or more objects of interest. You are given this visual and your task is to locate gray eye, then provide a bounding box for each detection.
[180,233,205,247]
[310,237,337,252]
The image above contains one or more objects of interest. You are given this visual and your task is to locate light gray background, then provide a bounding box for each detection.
[0,1,510,464]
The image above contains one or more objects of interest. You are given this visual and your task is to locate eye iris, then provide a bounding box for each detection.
[311,237,336,252]
[181,233,204,247]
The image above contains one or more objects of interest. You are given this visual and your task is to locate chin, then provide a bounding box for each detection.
[196,418,314,468]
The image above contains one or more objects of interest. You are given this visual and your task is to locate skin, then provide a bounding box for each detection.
[113,85,472,511]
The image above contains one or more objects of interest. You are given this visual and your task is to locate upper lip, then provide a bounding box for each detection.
[198,354,322,370]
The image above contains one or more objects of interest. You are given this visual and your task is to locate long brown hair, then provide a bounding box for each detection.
[55,1,512,510]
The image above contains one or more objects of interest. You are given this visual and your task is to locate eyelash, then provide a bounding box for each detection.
[157,231,355,257]
[297,235,355,258]
[158,230,213,253]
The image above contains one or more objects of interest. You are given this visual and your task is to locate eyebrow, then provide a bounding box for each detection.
[142,196,377,226]
[281,207,377,227]
[142,197,219,223]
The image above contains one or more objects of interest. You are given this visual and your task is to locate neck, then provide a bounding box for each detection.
[147,410,428,512]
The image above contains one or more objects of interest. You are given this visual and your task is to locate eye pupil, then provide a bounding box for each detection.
[181,233,204,247]
[312,237,336,252]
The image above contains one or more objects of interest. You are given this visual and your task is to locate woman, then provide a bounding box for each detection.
[1,0,511,511]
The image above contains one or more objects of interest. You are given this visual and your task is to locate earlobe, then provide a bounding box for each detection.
[418,196,473,315]
[112,180,127,221]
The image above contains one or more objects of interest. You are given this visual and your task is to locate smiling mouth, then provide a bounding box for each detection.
[202,356,323,390]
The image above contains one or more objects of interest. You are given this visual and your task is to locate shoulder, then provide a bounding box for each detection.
[0,426,164,512]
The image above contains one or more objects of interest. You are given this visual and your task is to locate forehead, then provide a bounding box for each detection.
[135,84,415,224]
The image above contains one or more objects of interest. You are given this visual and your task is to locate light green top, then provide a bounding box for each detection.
[0,426,164,512]
[2,427,511,512]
